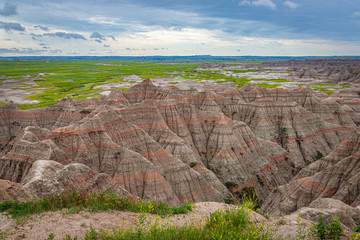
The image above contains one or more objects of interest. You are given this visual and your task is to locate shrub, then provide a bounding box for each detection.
[315,151,324,160]
[354,225,360,233]
[235,187,261,209]
[189,162,197,168]
[256,174,265,186]
[311,214,343,240]
[225,181,237,189]
[80,109,91,114]
[224,194,234,204]
[315,214,327,239]
[326,216,344,240]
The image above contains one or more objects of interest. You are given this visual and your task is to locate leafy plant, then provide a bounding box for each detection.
[235,187,261,209]
[326,216,344,240]
[189,162,197,168]
[315,151,324,160]
[315,214,327,239]
[311,214,343,240]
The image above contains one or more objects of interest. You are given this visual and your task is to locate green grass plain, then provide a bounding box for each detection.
[0,60,352,109]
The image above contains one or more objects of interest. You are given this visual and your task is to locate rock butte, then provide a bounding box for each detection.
[0,78,359,225]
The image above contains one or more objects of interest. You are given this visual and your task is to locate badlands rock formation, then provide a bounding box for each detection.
[0,79,359,214]
[262,127,360,215]
[261,58,360,86]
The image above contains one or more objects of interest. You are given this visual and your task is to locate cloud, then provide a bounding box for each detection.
[0,47,61,54]
[0,21,25,31]
[239,0,251,6]
[239,0,276,9]
[353,11,360,16]
[283,1,299,9]
[0,2,17,16]
[90,32,105,40]
[44,32,86,40]
[252,0,276,9]
[34,25,49,31]
[95,39,102,43]
[103,44,110,47]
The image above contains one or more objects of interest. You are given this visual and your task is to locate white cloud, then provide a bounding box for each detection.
[239,1,251,6]
[239,0,276,10]
[283,1,299,9]
[353,11,360,16]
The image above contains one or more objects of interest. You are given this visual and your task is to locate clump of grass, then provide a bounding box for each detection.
[83,200,278,240]
[0,191,193,219]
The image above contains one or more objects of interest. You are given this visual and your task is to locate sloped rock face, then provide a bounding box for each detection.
[0,79,359,207]
[0,126,68,182]
[0,179,21,202]
[20,160,130,200]
[297,198,360,229]
[262,127,360,215]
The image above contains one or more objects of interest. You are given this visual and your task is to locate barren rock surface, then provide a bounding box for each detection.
[262,127,360,215]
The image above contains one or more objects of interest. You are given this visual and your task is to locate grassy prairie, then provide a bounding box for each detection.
[0,59,353,110]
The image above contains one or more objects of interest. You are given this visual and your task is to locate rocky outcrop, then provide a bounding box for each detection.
[261,58,360,86]
[0,126,68,182]
[0,179,21,202]
[297,198,360,229]
[262,127,360,215]
[20,160,130,200]
[0,79,359,208]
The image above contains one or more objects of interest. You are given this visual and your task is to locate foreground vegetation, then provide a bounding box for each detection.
[81,201,277,240]
[0,191,359,239]
[0,191,192,219]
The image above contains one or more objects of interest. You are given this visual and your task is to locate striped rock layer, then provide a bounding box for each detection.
[0,79,359,206]
[262,127,360,215]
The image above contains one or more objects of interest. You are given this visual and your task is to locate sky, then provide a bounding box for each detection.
[0,0,360,56]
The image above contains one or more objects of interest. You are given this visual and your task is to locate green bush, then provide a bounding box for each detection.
[315,151,324,160]
[311,214,343,240]
[235,187,261,209]
[189,162,197,168]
